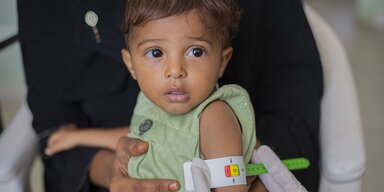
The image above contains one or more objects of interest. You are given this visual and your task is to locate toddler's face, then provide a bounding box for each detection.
[123,10,232,115]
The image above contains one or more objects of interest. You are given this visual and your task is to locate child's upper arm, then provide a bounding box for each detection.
[200,100,246,191]
[200,100,243,158]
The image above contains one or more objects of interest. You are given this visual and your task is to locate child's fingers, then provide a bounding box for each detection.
[45,132,72,156]
[45,138,66,156]
[45,133,58,156]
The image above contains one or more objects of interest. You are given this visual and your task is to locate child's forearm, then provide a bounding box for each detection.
[77,127,129,151]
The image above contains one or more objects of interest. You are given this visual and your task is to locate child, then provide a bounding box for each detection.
[121,0,256,191]
[43,0,256,190]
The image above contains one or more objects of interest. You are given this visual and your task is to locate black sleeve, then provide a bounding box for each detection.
[222,0,323,190]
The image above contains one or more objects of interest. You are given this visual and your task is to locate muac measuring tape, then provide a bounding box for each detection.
[245,157,310,176]
[183,156,310,191]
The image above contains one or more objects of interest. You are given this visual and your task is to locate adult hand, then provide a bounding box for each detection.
[251,145,308,192]
[188,145,308,192]
[189,157,267,192]
[190,158,210,192]
[109,136,180,192]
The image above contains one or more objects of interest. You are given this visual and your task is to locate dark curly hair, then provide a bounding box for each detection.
[122,0,242,49]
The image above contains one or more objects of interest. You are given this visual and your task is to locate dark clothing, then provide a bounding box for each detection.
[17,0,139,192]
[18,0,127,100]
[18,0,322,191]
[28,82,139,192]
[222,0,323,190]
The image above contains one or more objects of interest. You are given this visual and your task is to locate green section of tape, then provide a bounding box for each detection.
[245,158,310,176]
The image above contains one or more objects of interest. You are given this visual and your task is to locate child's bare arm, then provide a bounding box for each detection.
[45,124,129,156]
[200,100,246,192]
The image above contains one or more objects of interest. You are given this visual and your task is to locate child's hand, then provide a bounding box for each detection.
[45,124,80,156]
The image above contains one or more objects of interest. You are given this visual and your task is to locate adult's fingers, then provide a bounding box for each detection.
[248,177,268,192]
[190,158,210,192]
[109,177,179,192]
[252,145,308,192]
[113,136,149,176]
[110,136,180,192]
[115,136,149,158]
[110,146,179,192]
[251,146,284,191]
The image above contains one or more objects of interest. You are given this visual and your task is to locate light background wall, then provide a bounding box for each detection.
[0,0,25,125]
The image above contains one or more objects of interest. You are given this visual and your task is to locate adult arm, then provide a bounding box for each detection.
[89,137,180,191]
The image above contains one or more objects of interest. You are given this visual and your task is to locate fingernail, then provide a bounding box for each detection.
[137,142,148,151]
[169,182,178,190]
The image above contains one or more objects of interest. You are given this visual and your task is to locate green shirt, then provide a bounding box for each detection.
[128,84,256,191]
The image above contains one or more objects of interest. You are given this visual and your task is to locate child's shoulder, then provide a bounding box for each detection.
[198,84,251,115]
[209,84,250,104]
[214,84,249,96]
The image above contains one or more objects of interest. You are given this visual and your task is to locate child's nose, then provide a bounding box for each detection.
[165,58,187,79]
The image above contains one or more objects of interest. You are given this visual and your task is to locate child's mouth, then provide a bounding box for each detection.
[165,89,190,102]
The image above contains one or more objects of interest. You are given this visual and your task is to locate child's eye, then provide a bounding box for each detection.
[145,49,163,58]
[186,47,206,57]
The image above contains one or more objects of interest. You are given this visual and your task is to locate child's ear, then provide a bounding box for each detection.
[121,49,137,80]
[218,47,233,78]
